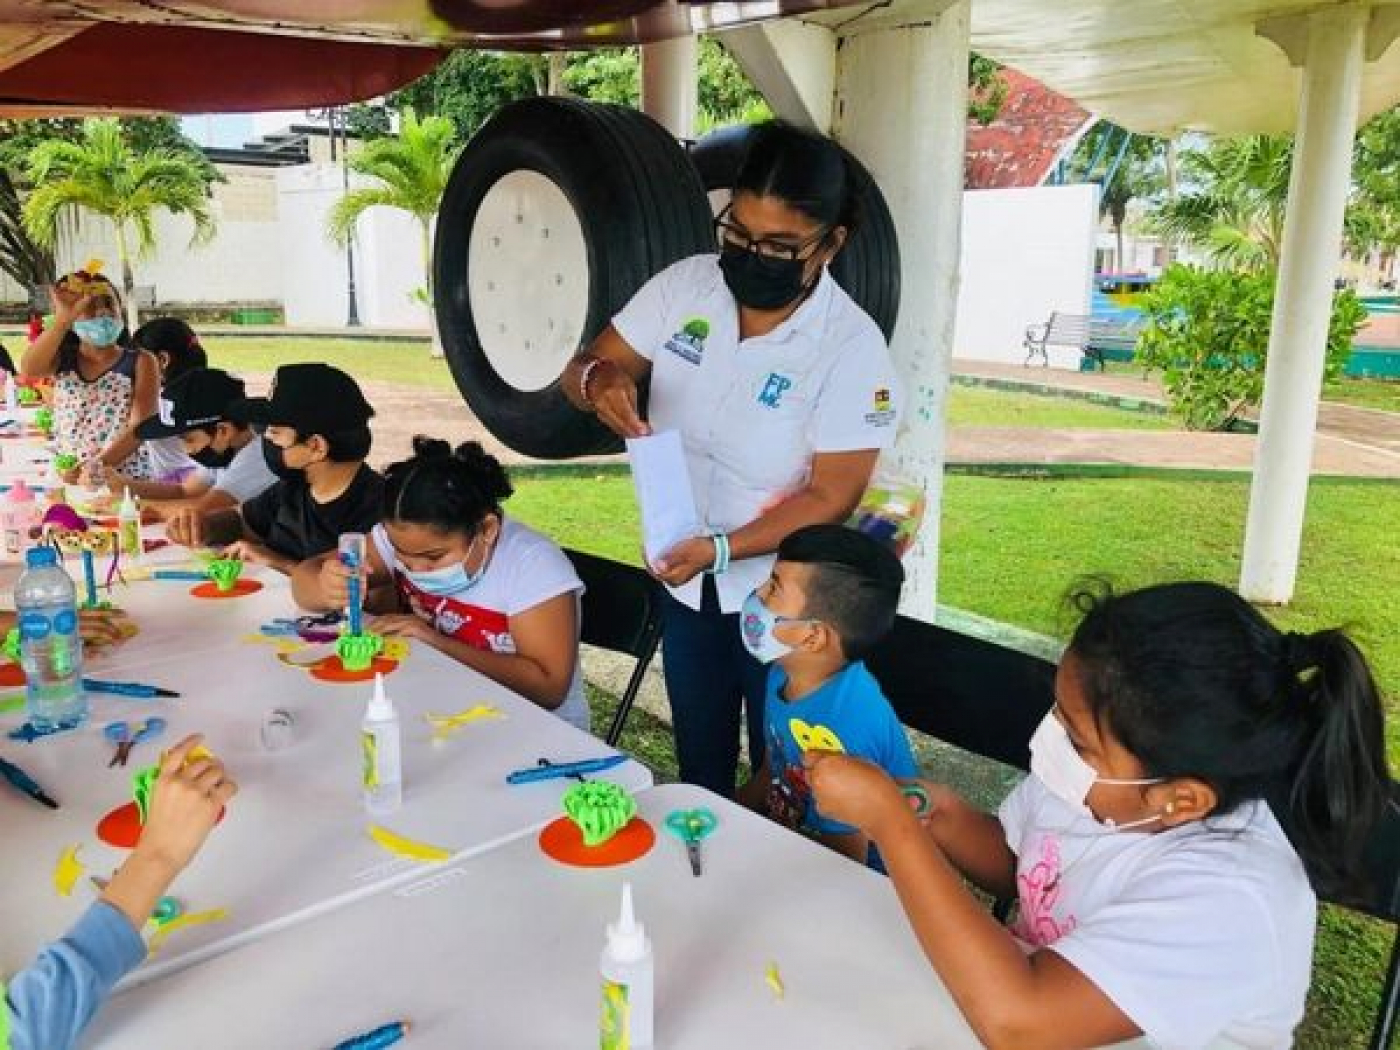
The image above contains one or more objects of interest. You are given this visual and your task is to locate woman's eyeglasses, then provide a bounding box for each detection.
[714,206,830,262]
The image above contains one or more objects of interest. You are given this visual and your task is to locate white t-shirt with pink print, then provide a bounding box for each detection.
[999,775,1315,1050]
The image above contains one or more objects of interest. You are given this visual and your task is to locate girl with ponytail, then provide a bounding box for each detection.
[802,580,1390,1049]
[293,436,590,730]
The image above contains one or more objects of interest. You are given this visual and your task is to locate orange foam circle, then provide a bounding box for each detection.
[97,800,225,849]
[539,815,656,868]
[310,656,400,683]
[0,662,25,687]
[191,579,264,600]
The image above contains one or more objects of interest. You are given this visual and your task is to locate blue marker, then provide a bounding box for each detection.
[505,754,629,785]
[332,1020,410,1050]
[82,679,179,699]
[152,570,209,582]
[339,533,366,637]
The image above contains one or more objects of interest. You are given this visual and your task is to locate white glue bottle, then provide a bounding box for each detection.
[600,882,654,1050]
[361,673,402,815]
[118,488,141,560]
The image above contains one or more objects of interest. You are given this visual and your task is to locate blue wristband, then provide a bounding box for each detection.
[707,532,730,575]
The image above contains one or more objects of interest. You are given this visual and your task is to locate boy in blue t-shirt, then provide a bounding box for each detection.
[737,523,915,867]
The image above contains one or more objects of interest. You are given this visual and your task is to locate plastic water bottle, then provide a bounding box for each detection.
[17,546,85,731]
[600,883,654,1050]
[361,673,401,814]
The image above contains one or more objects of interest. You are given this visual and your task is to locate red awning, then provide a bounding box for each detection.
[0,24,443,115]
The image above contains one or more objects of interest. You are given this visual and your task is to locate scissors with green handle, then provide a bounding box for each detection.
[664,807,718,877]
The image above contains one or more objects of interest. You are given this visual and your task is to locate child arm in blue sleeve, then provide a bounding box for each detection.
[6,901,146,1050]
[6,735,236,1050]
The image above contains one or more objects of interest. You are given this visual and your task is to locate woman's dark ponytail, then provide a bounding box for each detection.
[384,436,514,536]
[1286,629,1391,896]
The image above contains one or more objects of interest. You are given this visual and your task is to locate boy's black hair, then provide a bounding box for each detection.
[777,523,904,661]
[1067,579,1390,900]
[382,436,514,536]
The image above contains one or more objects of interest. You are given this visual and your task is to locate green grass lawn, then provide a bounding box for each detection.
[1325,375,1400,414]
[203,336,450,391]
[947,384,1172,429]
[513,469,1399,1050]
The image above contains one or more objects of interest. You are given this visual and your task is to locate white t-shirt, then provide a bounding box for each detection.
[371,516,590,732]
[146,436,197,482]
[612,254,902,613]
[999,775,1316,1050]
[194,436,277,504]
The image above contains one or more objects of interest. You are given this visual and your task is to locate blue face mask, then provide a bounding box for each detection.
[72,317,124,348]
[739,590,816,664]
[397,535,484,597]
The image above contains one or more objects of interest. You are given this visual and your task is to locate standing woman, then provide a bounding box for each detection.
[21,270,157,482]
[561,122,903,796]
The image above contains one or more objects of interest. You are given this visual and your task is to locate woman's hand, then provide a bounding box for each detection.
[48,282,90,330]
[371,613,435,644]
[804,751,917,839]
[587,362,651,440]
[651,536,715,587]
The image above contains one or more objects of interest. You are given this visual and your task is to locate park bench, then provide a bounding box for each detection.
[1023,311,1141,370]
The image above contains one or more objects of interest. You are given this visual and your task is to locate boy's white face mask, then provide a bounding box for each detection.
[1028,711,1166,832]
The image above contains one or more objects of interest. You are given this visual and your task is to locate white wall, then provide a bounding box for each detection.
[954,184,1098,368]
[275,164,429,330]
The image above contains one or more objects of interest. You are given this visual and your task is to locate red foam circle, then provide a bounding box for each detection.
[190,579,264,600]
[97,800,225,849]
[309,656,400,684]
[538,815,656,868]
[0,662,25,687]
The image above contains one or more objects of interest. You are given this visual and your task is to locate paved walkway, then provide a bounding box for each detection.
[950,360,1400,479]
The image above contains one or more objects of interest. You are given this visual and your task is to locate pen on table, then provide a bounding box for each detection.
[82,679,180,699]
[0,755,59,809]
[332,1020,411,1050]
[505,754,629,785]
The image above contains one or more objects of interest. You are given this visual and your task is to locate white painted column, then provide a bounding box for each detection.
[640,35,698,140]
[1240,7,1367,603]
[834,2,971,620]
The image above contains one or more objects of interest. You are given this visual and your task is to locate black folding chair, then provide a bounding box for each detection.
[564,548,664,746]
[865,613,1056,773]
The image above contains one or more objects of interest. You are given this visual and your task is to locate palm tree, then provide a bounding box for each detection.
[327,109,459,351]
[22,119,216,330]
[1149,135,1292,271]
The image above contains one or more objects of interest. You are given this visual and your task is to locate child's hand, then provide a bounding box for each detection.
[136,735,237,873]
[804,751,912,839]
[77,607,134,648]
[78,458,107,488]
[165,507,206,548]
[371,613,433,643]
[318,555,363,609]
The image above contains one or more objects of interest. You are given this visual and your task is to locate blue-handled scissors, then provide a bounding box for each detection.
[104,717,166,767]
[664,808,718,877]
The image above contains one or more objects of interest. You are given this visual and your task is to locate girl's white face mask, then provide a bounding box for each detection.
[1028,711,1166,832]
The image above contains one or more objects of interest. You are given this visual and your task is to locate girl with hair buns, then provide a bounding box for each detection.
[293,437,590,731]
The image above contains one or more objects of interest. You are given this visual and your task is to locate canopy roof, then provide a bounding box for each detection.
[2,1,1399,132]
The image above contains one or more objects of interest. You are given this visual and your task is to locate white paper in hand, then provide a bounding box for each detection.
[627,431,701,567]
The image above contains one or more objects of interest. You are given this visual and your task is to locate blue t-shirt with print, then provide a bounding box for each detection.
[763,660,918,849]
